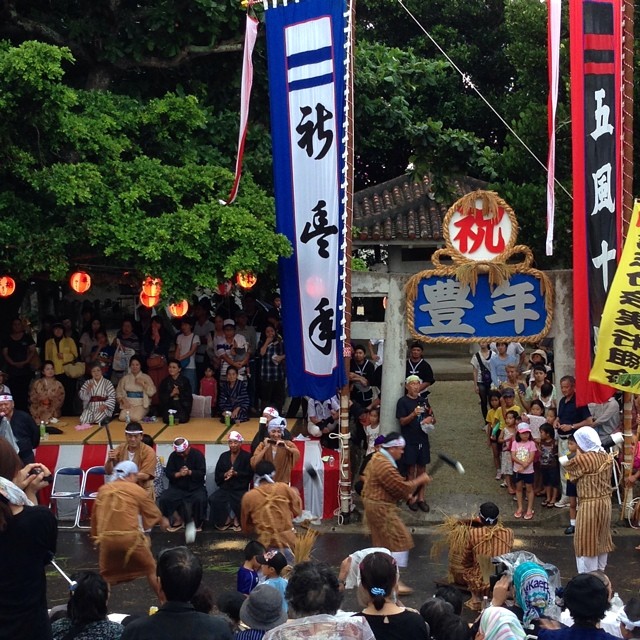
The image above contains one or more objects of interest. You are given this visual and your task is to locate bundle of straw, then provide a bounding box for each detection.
[430,515,472,584]
[294,528,319,564]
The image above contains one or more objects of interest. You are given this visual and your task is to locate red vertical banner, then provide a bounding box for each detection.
[570,0,622,404]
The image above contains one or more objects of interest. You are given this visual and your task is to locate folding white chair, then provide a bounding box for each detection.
[77,466,106,529]
[49,467,85,528]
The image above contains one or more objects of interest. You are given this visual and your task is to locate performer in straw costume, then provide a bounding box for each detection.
[562,426,614,573]
[460,501,514,610]
[362,432,431,594]
[91,461,168,599]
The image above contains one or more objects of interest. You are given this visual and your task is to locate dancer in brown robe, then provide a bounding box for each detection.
[91,460,168,599]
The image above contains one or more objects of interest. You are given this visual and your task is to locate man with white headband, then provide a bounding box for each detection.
[0,392,39,465]
[560,426,614,573]
[92,460,168,600]
[104,422,157,496]
[362,431,431,594]
[159,437,208,540]
[209,430,253,531]
[250,417,300,484]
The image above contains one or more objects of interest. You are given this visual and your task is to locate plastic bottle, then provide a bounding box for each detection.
[610,592,624,613]
[125,411,131,425]
[481,595,490,610]
[39,420,47,441]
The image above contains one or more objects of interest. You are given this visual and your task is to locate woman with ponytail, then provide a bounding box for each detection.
[357,552,430,640]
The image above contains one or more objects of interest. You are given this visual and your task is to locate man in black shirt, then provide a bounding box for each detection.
[395,375,434,512]
[555,375,592,508]
[349,345,376,409]
[405,342,435,399]
[122,547,232,640]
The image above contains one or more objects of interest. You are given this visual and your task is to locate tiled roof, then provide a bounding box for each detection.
[353,173,486,244]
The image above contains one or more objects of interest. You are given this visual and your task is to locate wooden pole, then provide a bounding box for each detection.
[619,0,634,521]
[338,0,356,524]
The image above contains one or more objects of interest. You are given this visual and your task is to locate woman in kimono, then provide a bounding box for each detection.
[29,360,65,423]
[218,365,249,423]
[158,359,193,424]
[116,355,156,422]
[78,362,116,426]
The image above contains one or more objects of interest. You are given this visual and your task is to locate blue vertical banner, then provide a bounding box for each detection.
[265,0,348,401]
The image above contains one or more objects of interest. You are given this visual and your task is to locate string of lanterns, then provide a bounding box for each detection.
[0,270,258,309]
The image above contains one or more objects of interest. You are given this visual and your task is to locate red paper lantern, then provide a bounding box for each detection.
[0,276,16,298]
[69,271,92,294]
[217,281,233,296]
[236,271,257,290]
[168,300,189,318]
[142,277,162,298]
[139,291,160,308]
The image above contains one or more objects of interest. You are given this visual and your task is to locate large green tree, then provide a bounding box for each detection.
[0,40,289,299]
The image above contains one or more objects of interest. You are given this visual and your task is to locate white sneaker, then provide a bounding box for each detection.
[554,497,570,508]
[495,471,502,481]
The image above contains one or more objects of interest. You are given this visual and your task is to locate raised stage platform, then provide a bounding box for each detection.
[35,417,340,520]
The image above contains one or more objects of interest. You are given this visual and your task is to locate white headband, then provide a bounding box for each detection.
[0,395,12,402]
[382,436,406,448]
[618,610,640,631]
[173,438,189,453]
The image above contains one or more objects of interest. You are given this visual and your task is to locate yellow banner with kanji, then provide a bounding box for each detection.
[590,201,640,391]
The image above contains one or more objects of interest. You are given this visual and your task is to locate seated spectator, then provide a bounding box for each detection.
[191,583,216,615]
[306,395,340,449]
[433,586,464,617]
[477,607,526,640]
[250,418,300,484]
[357,551,429,640]
[419,598,461,640]
[51,571,123,640]
[539,573,619,639]
[263,561,375,640]
[238,585,288,640]
[490,562,553,634]
[29,360,65,424]
[619,597,640,640]
[158,359,193,425]
[209,431,253,532]
[78,362,117,427]
[251,407,292,453]
[237,540,267,595]
[218,366,250,424]
[141,434,165,500]
[115,356,156,423]
[216,591,245,632]
[159,437,208,536]
[89,330,115,380]
[121,547,232,640]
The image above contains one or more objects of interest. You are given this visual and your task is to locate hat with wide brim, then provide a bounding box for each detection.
[239,585,288,630]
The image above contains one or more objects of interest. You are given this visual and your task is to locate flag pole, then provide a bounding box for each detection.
[620,0,634,521]
[338,0,356,525]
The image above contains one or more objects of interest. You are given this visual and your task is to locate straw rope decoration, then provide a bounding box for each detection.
[405,190,554,345]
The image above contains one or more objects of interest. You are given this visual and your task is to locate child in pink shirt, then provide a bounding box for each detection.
[511,423,537,520]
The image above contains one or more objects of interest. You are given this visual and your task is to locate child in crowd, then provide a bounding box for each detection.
[237,540,266,595]
[364,407,381,456]
[563,435,579,534]
[199,365,217,416]
[486,390,502,480]
[512,423,537,520]
[257,550,289,612]
[527,399,546,497]
[540,381,556,408]
[545,406,557,425]
[539,424,559,507]
[499,409,518,494]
